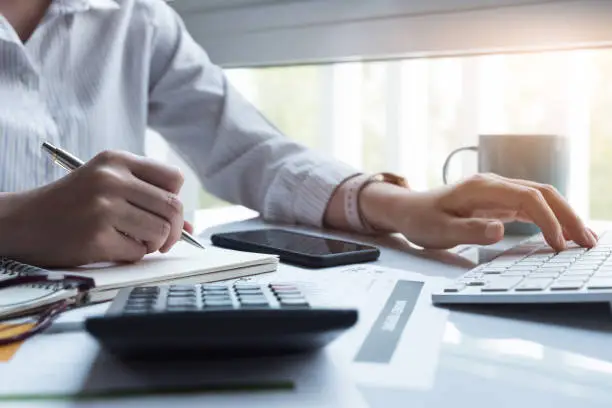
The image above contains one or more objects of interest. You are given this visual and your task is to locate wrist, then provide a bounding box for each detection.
[359,182,411,233]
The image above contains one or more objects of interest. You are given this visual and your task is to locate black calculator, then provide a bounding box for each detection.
[85,283,358,359]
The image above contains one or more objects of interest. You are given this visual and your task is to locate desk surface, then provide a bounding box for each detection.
[196,208,612,408]
[4,207,612,407]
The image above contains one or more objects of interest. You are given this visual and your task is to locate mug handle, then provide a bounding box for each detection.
[442,146,478,184]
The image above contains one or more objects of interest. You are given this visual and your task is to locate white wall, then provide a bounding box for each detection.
[171,0,612,67]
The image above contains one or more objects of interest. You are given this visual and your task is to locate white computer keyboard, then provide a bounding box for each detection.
[432,232,612,305]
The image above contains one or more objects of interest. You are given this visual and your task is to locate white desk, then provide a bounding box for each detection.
[2,207,612,407]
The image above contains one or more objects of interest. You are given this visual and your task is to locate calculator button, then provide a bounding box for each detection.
[170,285,195,291]
[273,288,303,295]
[132,287,159,294]
[239,298,270,306]
[234,284,262,290]
[270,284,298,291]
[125,301,153,308]
[202,284,229,290]
[276,293,305,300]
[168,292,196,298]
[279,299,309,307]
[203,300,234,308]
[166,305,197,312]
[167,299,196,308]
[238,296,268,302]
[236,289,264,295]
[202,293,231,299]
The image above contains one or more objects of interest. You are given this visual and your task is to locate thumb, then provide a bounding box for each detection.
[445,218,505,246]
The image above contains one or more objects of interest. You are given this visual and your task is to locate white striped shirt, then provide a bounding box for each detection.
[0,0,356,227]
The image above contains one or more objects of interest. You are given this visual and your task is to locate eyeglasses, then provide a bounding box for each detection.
[0,272,95,346]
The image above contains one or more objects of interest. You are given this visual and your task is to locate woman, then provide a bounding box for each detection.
[0,0,596,266]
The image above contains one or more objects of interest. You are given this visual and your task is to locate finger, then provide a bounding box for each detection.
[122,178,184,253]
[588,228,598,245]
[563,228,571,241]
[126,154,184,194]
[444,217,505,246]
[108,231,147,263]
[463,177,565,251]
[184,221,194,234]
[488,175,594,247]
[124,178,183,220]
[114,201,171,254]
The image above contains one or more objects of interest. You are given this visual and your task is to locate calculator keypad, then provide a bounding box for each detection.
[122,283,310,315]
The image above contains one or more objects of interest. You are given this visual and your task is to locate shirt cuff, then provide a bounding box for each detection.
[264,157,358,227]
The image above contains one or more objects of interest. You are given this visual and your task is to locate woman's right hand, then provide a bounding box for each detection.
[0,150,187,267]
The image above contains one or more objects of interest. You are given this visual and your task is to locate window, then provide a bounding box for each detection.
[198,49,612,221]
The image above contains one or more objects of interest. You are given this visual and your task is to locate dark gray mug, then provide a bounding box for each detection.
[442,134,569,235]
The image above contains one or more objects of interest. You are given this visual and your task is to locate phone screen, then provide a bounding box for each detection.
[226,229,373,255]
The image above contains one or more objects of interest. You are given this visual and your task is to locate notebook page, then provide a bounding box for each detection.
[58,243,278,290]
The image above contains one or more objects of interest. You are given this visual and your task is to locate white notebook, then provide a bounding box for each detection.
[63,243,277,290]
[0,244,278,319]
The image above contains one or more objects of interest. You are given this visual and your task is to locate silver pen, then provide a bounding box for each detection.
[41,141,205,250]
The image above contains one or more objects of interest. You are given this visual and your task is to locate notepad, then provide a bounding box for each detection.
[60,243,278,302]
[0,244,278,319]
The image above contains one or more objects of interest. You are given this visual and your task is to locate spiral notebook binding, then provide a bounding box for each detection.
[0,257,64,290]
[1,257,47,275]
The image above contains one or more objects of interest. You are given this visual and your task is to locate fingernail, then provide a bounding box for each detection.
[583,229,597,247]
[557,235,567,251]
[485,221,502,239]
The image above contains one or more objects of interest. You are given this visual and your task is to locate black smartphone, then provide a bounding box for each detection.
[210,229,380,268]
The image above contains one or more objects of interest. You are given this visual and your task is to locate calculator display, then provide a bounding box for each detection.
[225,229,369,255]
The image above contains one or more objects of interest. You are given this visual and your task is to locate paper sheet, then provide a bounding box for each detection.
[0,331,366,407]
[228,264,451,389]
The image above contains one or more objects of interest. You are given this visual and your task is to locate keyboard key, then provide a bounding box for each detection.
[515,278,553,291]
[465,279,487,286]
[517,262,544,267]
[586,278,612,289]
[508,265,537,271]
[567,266,597,271]
[501,271,530,277]
[548,258,575,263]
[539,264,570,270]
[443,283,466,293]
[482,268,506,274]
[481,277,522,292]
[560,271,593,278]
[550,280,584,290]
[527,272,559,279]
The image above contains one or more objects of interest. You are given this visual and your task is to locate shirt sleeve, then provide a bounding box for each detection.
[145,1,357,227]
